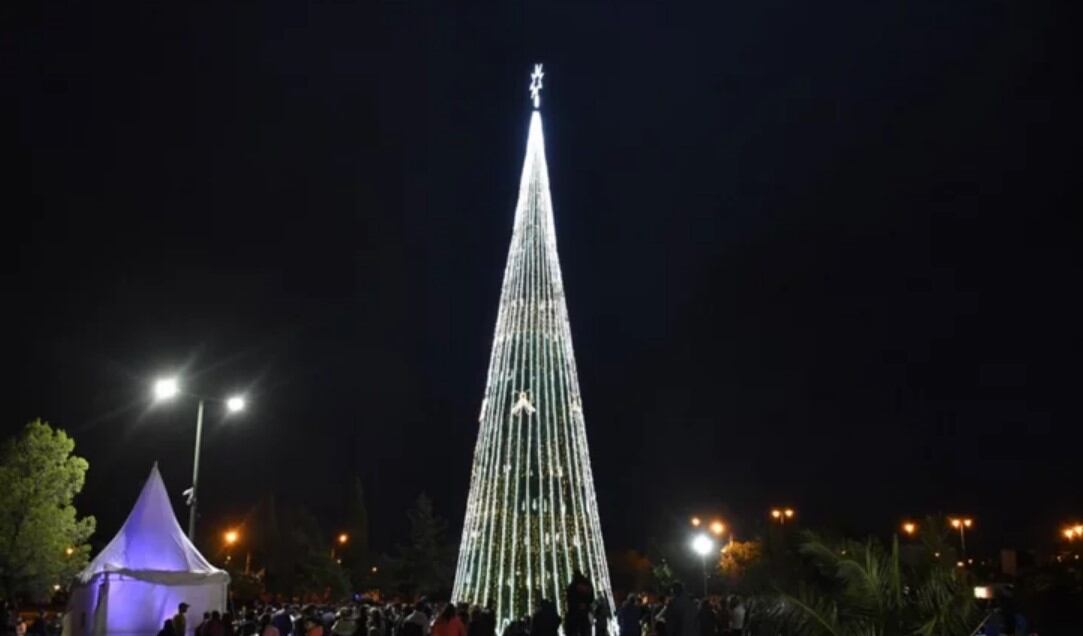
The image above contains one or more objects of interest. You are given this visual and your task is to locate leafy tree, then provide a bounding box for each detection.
[387,493,454,599]
[247,495,349,600]
[650,560,678,595]
[719,539,762,587]
[342,476,372,590]
[0,420,95,601]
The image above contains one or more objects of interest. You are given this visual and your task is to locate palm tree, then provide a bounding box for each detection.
[767,532,981,636]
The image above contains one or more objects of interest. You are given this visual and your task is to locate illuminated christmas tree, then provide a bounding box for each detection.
[453,65,615,627]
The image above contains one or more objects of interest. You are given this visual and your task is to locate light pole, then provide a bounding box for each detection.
[949,517,973,558]
[332,532,348,560]
[770,507,795,525]
[153,376,246,541]
[691,533,714,597]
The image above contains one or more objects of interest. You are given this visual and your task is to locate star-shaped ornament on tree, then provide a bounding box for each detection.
[529,64,544,109]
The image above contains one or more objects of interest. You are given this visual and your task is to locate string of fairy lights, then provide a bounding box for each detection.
[453,66,615,629]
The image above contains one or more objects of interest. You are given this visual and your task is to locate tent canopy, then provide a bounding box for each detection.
[76,463,227,585]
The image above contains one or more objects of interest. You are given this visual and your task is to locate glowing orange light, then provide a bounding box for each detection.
[771,509,782,519]
[690,517,701,527]
[338,533,349,544]
[224,530,239,545]
[902,522,917,536]
[709,520,725,536]
[65,547,75,556]
[784,508,795,518]
[950,518,961,529]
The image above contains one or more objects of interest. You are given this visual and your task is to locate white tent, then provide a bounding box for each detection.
[63,464,229,636]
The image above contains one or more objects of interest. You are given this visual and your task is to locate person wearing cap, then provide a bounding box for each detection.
[173,604,191,636]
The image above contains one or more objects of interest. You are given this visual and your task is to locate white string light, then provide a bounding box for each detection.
[454,68,615,630]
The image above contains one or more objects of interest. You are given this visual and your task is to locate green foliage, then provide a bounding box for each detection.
[0,420,95,601]
[342,476,372,590]
[719,539,762,585]
[248,495,350,600]
[650,560,678,595]
[386,493,454,599]
[766,533,980,636]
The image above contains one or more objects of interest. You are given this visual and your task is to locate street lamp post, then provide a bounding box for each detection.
[949,517,973,557]
[153,376,246,542]
[691,533,714,597]
[332,533,348,560]
[189,399,206,541]
[771,508,796,525]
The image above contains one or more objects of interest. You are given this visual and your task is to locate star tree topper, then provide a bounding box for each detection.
[529,63,544,109]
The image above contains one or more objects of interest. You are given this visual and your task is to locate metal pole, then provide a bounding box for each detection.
[959,526,967,558]
[701,554,708,597]
[188,399,205,541]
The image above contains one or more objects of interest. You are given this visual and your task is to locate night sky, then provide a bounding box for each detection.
[5,2,1080,560]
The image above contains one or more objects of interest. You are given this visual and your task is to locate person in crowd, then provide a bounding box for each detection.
[696,600,715,636]
[661,583,696,636]
[158,620,177,636]
[304,616,324,636]
[207,612,226,636]
[431,605,465,636]
[194,613,212,636]
[617,594,640,636]
[564,571,594,636]
[401,604,429,636]
[725,597,744,636]
[173,604,191,636]
[272,606,293,636]
[367,609,385,636]
[331,609,357,636]
[223,613,236,636]
[260,615,279,636]
[27,612,46,636]
[593,600,611,636]
[499,619,524,636]
[530,599,560,636]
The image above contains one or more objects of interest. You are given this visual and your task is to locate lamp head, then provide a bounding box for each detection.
[226,395,246,413]
[691,533,714,557]
[154,377,180,401]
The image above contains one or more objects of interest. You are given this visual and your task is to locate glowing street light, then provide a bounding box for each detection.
[902,521,917,537]
[949,517,974,557]
[154,377,180,401]
[709,520,726,537]
[771,507,796,525]
[331,532,349,559]
[151,375,249,541]
[1063,525,1083,541]
[690,533,715,596]
[690,516,701,527]
[224,530,239,545]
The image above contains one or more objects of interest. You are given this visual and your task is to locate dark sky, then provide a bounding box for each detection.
[4,2,1080,560]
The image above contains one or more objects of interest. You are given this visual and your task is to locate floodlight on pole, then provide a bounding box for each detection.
[691,533,714,596]
[154,377,180,401]
[149,375,249,542]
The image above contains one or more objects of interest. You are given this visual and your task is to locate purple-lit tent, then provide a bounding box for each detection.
[63,464,229,636]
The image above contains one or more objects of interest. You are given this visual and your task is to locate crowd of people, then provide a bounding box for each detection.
[151,577,746,636]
